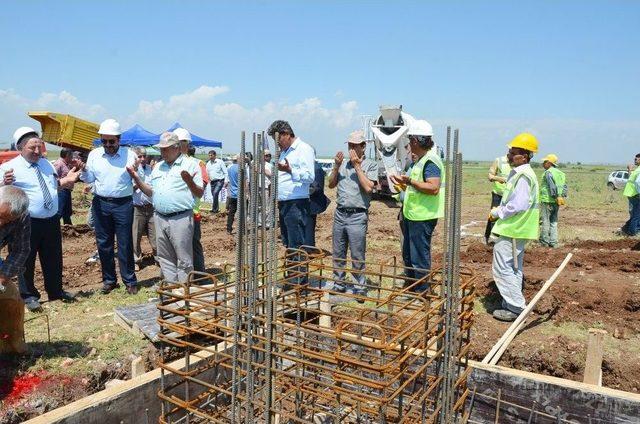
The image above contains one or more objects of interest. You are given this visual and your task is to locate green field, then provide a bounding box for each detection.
[461,162,628,212]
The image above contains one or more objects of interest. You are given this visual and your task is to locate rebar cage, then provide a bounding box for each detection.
[157,249,476,424]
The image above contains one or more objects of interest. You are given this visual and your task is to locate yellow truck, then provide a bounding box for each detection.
[28,111,99,153]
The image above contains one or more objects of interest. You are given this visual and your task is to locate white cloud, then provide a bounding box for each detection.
[0,89,107,147]
[128,86,362,154]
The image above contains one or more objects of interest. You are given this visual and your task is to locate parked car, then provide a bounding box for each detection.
[608,170,629,190]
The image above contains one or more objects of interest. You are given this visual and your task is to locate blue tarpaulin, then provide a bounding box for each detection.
[167,122,222,148]
[93,124,160,146]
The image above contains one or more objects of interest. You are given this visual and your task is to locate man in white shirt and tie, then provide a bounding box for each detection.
[1,127,80,311]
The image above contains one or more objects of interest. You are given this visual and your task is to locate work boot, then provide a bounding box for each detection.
[126,285,139,295]
[25,299,43,313]
[50,291,76,303]
[492,309,519,322]
[100,282,120,294]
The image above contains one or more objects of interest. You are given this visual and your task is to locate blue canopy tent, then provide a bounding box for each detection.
[167,122,222,148]
[93,124,160,146]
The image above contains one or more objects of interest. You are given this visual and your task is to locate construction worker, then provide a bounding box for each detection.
[174,128,208,273]
[127,132,204,283]
[539,154,567,248]
[619,153,640,236]
[389,120,444,293]
[489,133,540,322]
[484,154,511,244]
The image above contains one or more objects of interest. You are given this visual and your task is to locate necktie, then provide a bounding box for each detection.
[32,163,54,209]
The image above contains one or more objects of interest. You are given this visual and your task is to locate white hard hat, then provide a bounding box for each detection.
[13,126,39,144]
[172,128,192,142]
[98,119,122,136]
[407,120,433,137]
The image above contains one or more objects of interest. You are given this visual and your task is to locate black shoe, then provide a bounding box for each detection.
[126,285,139,295]
[101,283,120,294]
[25,300,43,313]
[50,291,76,302]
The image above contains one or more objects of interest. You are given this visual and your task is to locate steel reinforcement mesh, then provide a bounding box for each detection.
[157,250,476,424]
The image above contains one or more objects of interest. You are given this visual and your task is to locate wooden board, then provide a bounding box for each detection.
[468,362,640,423]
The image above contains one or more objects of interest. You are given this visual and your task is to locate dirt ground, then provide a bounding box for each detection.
[2,185,639,421]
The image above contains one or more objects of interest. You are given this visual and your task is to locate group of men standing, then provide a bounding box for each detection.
[0,119,212,311]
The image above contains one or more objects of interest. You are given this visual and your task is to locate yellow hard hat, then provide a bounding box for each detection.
[508,133,539,153]
[542,154,558,165]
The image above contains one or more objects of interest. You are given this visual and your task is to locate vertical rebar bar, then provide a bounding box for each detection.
[231,131,247,423]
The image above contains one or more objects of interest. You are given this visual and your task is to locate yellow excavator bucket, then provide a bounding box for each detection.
[28,111,99,152]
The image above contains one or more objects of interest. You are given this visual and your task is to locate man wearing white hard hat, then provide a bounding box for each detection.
[389,120,444,293]
[127,132,204,283]
[1,127,80,311]
[174,128,208,273]
[81,119,139,295]
[327,130,378,300]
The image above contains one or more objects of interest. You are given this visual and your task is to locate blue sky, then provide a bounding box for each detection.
[1,0,639,163]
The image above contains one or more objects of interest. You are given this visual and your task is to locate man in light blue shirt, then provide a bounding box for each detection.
[206,150,227,214]
[81,119,138,295]
[1,127,79,311]
[128,132,204,283]
[267,120,315,287]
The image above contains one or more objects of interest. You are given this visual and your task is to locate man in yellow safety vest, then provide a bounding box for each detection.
[484,154,512,244]
[488,133,540,322]
[619,153,640,236]
[389,120,444,293]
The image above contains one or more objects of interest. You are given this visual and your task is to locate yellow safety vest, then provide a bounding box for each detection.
[492,165,540,240]
[492,156,512,196]
[403,149,445,221]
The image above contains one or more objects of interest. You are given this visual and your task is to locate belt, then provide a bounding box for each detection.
[96,195,132,202]
[155,209,191,218]
[337,207,367,214]
[278,198,309,205]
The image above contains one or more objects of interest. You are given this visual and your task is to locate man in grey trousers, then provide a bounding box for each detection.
[127,132,204,283]
[328,130,378,297]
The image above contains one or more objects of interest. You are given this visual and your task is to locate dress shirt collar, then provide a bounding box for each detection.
[101,146,124,158]
[289,137,301,151]
[165,154,186,168]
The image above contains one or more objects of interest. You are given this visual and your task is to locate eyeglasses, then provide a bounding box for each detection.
[101,139,118,145]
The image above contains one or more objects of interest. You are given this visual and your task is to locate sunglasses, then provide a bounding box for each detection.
[101,139,118,145]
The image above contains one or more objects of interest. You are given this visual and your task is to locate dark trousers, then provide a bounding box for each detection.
[58,189,73,225]
[92,196,137,287]
[622,195,640,236]
[305,214,318,247]
[279,199,310,286]
[226,197,238,232]
[19,216,64,302]
[484,192,503,243]
[210,179,225,213]
[402,218,437,291]
[193,218,205,272]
